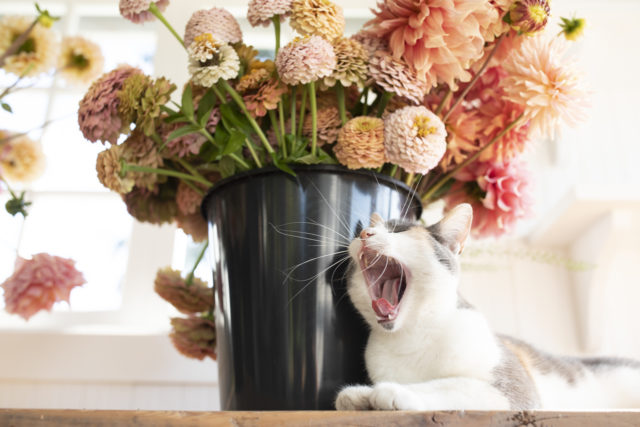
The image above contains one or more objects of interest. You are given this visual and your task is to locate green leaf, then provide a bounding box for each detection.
[1,102,12,113]
[160,105,178,115]
[197,89,217,127]
[295,154,322,165]
[273,159,296,176]
[317,148,338,164]
[181,85,194,119]
[219,156,236,178]
[219,104,254,135]
[163,113,190,124]
[222,130,245,156]
[166,124,201,142]
[214,127,229,146]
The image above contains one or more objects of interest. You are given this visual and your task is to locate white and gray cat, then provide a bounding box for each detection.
[336,203,640,410]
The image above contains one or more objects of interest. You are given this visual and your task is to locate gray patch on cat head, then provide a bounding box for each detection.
[385,219,414,233]
[499,335,584,385]
[492,340,541,410]
[579,356,640,371]
[426,225,458,275]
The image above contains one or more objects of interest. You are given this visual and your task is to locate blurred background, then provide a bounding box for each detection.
[0,0,639,411]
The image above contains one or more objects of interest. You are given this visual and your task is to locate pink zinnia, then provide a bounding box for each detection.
[78,65,143,145]
[160,122,206,158]
[275,36,336,85]
[119,0,169,24]
[247,0,293,27]
[365,0,501,90]
[446,160,532,238]
[1,253,86,320]
[184,8,242,48]
[170,316,217,360]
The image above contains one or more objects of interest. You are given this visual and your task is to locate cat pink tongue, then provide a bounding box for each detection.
[372,298,395,318]
[372,278,400,318]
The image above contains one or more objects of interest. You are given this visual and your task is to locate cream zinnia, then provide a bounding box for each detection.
[187,34,240,87]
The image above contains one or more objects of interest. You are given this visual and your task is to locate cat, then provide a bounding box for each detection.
[335,203,640,411]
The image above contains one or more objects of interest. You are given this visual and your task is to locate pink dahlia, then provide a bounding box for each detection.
[119,0,169,24]
[365,0,501,89]
[501,35,588,138]
[78,65,143,145]
[184,8,242,48]
[384,106,447,174]
[275,36,336,85]
[247,0,293,27]
[446,160,532,238]
[170,316,217,360]
[1,253,86,320]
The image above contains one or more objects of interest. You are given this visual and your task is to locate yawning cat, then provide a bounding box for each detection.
[335,203,640,410]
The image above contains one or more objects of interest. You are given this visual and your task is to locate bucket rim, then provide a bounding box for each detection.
[200,164,423,220]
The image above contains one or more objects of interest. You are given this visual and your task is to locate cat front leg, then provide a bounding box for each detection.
[335,385,374,410]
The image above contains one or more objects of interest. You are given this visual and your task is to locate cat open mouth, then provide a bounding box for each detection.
[358,246,409,325]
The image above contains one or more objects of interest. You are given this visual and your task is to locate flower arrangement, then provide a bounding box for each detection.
[1,5,104,320]
[71,0,587,358]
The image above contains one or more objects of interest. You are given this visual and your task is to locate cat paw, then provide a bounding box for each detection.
[369,383,423,411]
[335,385,373,410]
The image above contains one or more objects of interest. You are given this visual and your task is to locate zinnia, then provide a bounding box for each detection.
[323,37,368,89]
[96,145,135,194]
[122,184,179,225]
[275,36,336,86]
[1,253,86,321]
[501,35,588,138]
[384,106,447,174]
[154,267,213,314]
[334,116,386,169]
[368,50,428,104]
[170,316,217,360]
[446,160,532,238]
[365,0,501,89]
[0,16,58,77]
[187,34,240,87]
[58,36,104,85]
[184,8,242,47]
[289,0,344,41]
[0,135,45,183]
[78,65,144,145]
[119,0,169,24]
[247,0,293,27]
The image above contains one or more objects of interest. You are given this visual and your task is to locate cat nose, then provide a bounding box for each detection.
[360,228,374,239]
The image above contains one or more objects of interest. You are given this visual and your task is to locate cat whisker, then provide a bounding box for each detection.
[286,253,352,305]
[282,250,349,284]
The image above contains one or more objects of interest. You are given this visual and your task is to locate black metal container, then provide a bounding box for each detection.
[201,165,422,410]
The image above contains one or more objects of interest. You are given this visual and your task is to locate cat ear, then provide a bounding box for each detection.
[438,204,473,255]
[369,212,384,227]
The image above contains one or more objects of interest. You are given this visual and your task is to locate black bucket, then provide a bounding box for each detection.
[201,164,422,410]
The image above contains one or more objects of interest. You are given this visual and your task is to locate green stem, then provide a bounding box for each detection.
[175,157,209,185]
[186,241,208,286]
[180,178,205,196]
[308,81,318,156]
[0,19,37,69]
[404,172,415,186]
[149,2,184,48]
[211,85,225,103]
[273,16,281,55]
[421,112,524,202]
[290,86,297,140]
[122,163,213,186]
[297,85,307,139]
[442,35,503,123]
[0,64,34,101]
[389,164,398,177]
[269,109,284,153]
[435,89,452,117]
[335,82,347,125]
[229,153,251,169]
[361,87,369,116]
[218,80,275,156]
[245,138,263,168]
[278,102,286,141]
[376,91,393,117]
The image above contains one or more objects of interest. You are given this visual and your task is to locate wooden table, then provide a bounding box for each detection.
[1,410,639,426]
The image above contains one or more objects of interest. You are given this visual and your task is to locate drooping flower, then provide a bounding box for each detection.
[187,34,240,87]
[243,78,288,118]
[334,116,386,169]
[559,17,586,41]
[176,212,209,243]
[323,37,368,88]
[78,65,144,144]
[96,145,135,194]
[184,8,242,48]
[176,180,204,216]
[119,0,169,24]
[445,160,532,238]
[507,0,550,35]
[117,73,151,127]
[1,253,86,321]
[290,0,344,41]
[119,130,164,190]
[135,77,176,136]
[365,0,501,89]
[384,106,447,174]
[302,106,343,146]
[57,36,104,85]
[247,0,293,27]
[275,36,336,86]
[0,16,58,77]
[154,267,213,314]
[0,135,45,183]
[368,50,428,104]
[501,35,588,138]
[122,183,178,225]
[170,316,217,360]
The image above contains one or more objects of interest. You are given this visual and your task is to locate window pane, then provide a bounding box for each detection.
[10,193,133,312]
